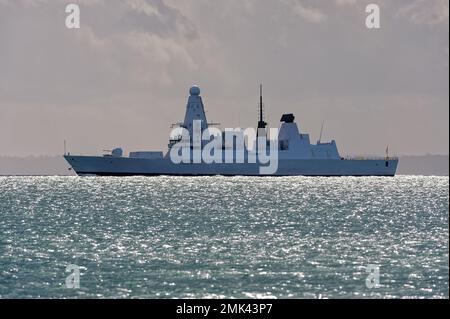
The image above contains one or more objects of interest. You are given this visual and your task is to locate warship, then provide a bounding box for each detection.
[64,85,398,176]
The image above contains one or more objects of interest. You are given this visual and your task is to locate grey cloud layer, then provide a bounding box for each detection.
[0,0,448,156]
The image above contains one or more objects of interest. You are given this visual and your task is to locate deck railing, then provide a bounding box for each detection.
[342,156,399,160]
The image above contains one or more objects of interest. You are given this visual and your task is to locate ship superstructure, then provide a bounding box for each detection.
[64,86,398,176]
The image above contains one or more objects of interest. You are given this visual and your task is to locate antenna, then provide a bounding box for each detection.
[64,139,67,156]
[259,84,263,124]
[318,120,325,144]
[257,84,267,129]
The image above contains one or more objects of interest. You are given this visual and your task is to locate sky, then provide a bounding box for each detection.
[0,0,448,157]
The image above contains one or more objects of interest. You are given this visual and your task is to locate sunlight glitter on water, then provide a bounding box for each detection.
[0,176,448,298]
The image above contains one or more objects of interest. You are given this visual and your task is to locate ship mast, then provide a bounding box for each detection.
[257,84,267,138]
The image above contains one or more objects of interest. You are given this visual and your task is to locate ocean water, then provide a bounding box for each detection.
[0,176,448,299]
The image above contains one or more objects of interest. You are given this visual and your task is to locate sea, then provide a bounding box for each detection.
[0,176,448,299]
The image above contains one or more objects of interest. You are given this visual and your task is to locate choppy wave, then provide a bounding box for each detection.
[0,176,448,298]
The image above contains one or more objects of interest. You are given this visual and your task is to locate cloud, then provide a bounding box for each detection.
[396,0,449,25]
[334,0,357,6]
[0,0,448,156]
[291,1,327,24]
[0,0,208,105]
[126,0,160,16]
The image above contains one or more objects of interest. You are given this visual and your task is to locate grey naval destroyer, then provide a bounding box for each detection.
[64,85,398,176]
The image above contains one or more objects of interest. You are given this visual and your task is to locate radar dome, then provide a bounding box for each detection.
[189,85,200,96]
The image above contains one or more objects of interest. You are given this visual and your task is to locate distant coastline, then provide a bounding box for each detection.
[395,155,449,176]
[0,156,77,176]
[0,155,448,176]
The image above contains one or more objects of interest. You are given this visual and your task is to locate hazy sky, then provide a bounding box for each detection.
[0,0,448,156]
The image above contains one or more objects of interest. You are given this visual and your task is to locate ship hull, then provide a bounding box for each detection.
[64,155,398,176]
